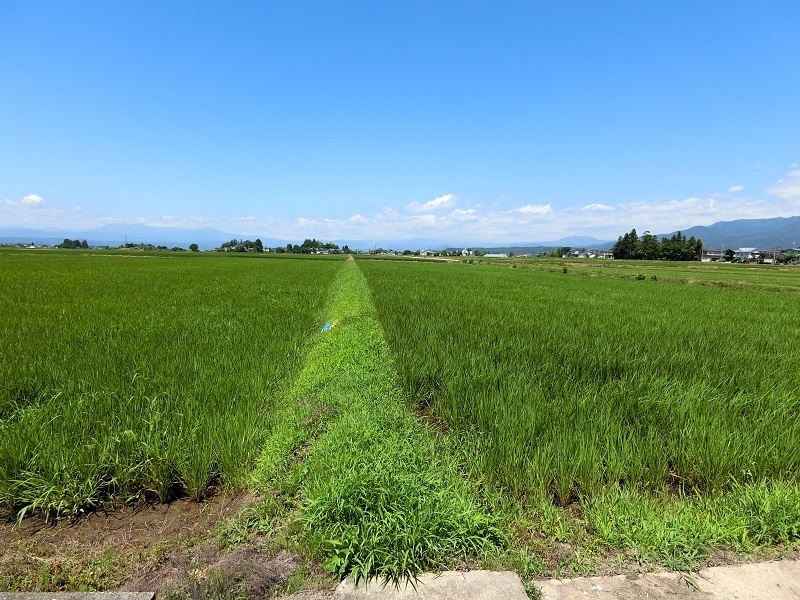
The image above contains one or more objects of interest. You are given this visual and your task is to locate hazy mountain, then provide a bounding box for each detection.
[657,216,800,250]
[543,235,616,247]
[3,216,798,251]
[471,236,616,254]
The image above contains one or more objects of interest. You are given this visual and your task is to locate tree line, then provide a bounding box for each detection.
[272,238,343,254]
[217,238,264,253]
[612,229,702,261]
[58,239,89,249]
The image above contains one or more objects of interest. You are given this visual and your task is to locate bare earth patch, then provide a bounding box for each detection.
[0,490,338,598]
[0,492,257,592]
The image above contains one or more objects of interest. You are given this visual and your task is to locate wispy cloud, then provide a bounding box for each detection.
[4,172,800,244]
[0,194,64,228]
[512,204,552,215]
[727,185,744,193]
[405,193,456,213]
[768,170,800,202]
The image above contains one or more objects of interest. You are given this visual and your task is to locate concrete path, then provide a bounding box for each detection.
[539,560,800,599]
[316,560,800,599]
[333,570,528,599]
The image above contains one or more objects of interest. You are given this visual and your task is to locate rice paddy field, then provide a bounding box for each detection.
[1,249,799,592]
[0,249,340,519]
[360,258,800,500]
[360,257,800,571]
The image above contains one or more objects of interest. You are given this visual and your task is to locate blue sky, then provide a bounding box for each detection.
[2,1,799,243]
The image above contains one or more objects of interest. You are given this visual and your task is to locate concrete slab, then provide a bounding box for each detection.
[538,559,800,600]
[0,595,154,600]
[538,572,712,599]
[694,561,800,599]
[333,570,528,599]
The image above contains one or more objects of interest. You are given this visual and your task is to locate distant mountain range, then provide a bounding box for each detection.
[656,216,800,250]
[2,216,799,251]
[473,218,800,253]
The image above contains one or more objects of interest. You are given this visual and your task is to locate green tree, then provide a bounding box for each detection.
[189,243,199,252]
[612,230,639,259]
[640,231,659,260]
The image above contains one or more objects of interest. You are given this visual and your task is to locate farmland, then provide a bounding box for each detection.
[360,258,800,568]
[0,250,340,519]
[1,250,799,593]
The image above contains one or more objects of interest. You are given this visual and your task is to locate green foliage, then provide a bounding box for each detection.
[585,480,800,568]
[58,239,88,249]
[612,229,702,260]
[217,238,264,252]
[256,261,502,584]
[360,259,800,564]
[281,239,340,254]
[0,252,338,519]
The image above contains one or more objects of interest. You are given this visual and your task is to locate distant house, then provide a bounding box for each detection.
[760,249,780,264]
[702,249,725,262]
[734,247,760,261]
[419,250,435,257]
[564,249,588,258]
[483,253,508,258]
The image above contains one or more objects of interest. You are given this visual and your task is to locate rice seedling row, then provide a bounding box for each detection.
[359,259,800,564]
[0,251,340,519]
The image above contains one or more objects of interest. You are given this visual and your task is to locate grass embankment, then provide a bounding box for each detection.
[0,252,337,519]
[360,259,800,573]
[254,259,503,584]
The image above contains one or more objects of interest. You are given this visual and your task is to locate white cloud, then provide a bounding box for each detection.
[727,185,744,193]
[448,208,479,221]
[0,194,65,228]
[3,174,799,245]
[406,193,456,213]
[768,170,800,201]
[513,204,552,215]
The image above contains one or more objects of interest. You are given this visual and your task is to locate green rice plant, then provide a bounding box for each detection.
[359,259,800,564]
[0,251,339,518]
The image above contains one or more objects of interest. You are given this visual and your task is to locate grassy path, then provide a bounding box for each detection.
[254,259,503,584]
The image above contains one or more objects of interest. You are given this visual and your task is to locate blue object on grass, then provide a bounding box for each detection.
[321,322,332,332]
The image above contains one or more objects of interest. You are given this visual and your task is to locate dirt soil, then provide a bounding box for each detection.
[0,491,337,598]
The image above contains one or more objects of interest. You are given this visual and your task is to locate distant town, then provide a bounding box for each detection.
[5,236,799,264]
